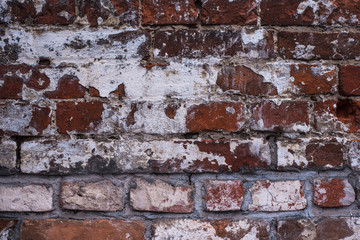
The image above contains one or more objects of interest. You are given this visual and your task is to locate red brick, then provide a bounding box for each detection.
[0,102,52,136]
[306,142,344,169]
[278,218,358,240]
[314,178,355,207]
[314,100,360,133]
[278,32,360,60]
[89,87,100,97]
[0,220,17,240]
[56,102,104,134]
[291,64,337,94]
[9,0,76,24]
[217,65,277,95]
[109,83,125,98]
[251,100,309,132]
[261,0,315,26]
[142,0,197,25]
[339,65,360,96]
[200,0,257,25]
[0,64,50,99]
[186,102,246,132]
[154,30,274,58]
[319,0,360,26]
[130,178,193,213]
[44,75,86,99]
[152,219,270,239]
[78,0,138,26]
[205,180,244,211]
[20,219,145,240]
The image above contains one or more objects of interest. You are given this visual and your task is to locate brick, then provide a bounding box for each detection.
[314,100,360,133]
[9,0,76,24]
[0,220,17,240]
[78,0,138,26]
[152,219,270,240]
[261,0,315,26]
[278,32,360,60]
[130,178,193,213]
[56,102,104,134]
[251,100,309,132]
[278,218,360,240]
[205,180,244,211]
[348,140,360,170]
[249,180,306,211]
[20,219,145,240]
[339,65,360,96]
[44,75,86,99]
[319,0,360,26]
[0,102,52,136]
[0,64,50,99]
[0,140,17,174]
[186,102,246,132]
[313,178,355,207]
[216,65,277,95]
[277,140,344,170]
[0,185,53,212]
[154,29,274,59]
[290,64,337,94]
[142,0,197,25]
[60,180,124,211]
[200,0,257,25]
[21,139,270,174]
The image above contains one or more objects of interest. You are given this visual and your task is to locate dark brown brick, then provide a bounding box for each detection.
[44,75,86,99]
[339,65,360,96]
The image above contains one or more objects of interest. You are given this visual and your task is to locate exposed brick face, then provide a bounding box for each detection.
[56,102,104,133]
[130,178,193,213]
[186,102,246,132]
[60,181,124,211]
[44,75,86,99]
[200,0,257,25]
[142,0,197,25]
[20,219,145,240]
[251,100,309,132]
[313,178,355,207]
[339,65,360,96]
[205,180,245,211]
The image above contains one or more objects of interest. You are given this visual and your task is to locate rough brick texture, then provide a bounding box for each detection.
[2,0,360,238]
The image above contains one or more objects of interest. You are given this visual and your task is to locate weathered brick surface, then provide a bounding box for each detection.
[278,218,360,240]
[339,65,360,96]
[20,219,145,240]
[0,220,17,240]
[0,102,52,136]
[186,102,246,132]
[152,219,270,240]
[205,180,244,211]
[61,180,124,211]
[78,0,138,26]
[217,65,277,95]
[142,0,197,25]
[20,138,270,174]
[278,32,360,60]
[56,102,104,134]
[0,140,17,174]
[130,178,193,213]
[313,178,355,207]
[200,0,257,25]
[0,185,53,212]
[290,64,337,94]
[314,100,360,133]
[154,29,274,58]
[249,180,306,211]
[251,100,309,132]
[277,140,344,170]
[348,140,360,170]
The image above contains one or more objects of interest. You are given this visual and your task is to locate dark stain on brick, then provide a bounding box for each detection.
[315,219,354,240]
[278,219,307,240]
[85,155,120,174]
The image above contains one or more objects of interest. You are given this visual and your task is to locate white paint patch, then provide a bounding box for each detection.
[292,43,315,60]
[241,28,266,45]
[32,0,47,14]
[277,141,308,168]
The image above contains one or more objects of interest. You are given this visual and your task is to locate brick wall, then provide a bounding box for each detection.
[1,0,360,239]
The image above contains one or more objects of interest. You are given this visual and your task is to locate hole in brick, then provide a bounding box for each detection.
[38,57,51,66]
[336,99,360,126]
[183,133,199,139]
